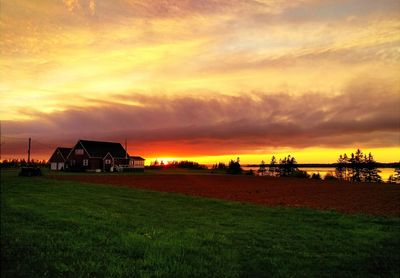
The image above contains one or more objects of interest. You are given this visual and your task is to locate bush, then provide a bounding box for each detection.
[228,159,242,175]
[288,170,310,178]
[311,173,321,180]
[246,169,255,176]
[324,173,337,180]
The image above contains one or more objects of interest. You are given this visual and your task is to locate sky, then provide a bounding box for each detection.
[1,0,399,164]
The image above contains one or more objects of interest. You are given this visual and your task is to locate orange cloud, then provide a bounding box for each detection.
[1,0,399,162]
[2,78,399,161]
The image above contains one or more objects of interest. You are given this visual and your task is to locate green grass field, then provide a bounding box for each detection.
[1,170,399,277]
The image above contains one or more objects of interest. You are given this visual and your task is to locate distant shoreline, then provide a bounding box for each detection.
[243,163,400,168]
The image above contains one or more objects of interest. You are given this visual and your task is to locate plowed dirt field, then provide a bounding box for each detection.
[49,175,400,216]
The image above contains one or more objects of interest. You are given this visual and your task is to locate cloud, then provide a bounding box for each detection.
[1,0,399,160]
[2,78,399,158]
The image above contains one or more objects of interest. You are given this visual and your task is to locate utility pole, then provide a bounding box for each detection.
[28,137,31,163]
[0,121,2,161]
[125,138,128,159]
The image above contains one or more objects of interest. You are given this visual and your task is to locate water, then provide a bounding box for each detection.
[242,166,396,181]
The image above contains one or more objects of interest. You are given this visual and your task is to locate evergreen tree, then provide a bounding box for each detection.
[340,149,382,183]
[349,149,363,182]
[311,173,321,180]
[364,153,382,182]
[217,162,227,170]
[335,154,348,180]
[228,157,242,175]
[390,162,400,183]
[268,156,278,177]
[343,154,349,180]
[258,160,266,176]
[278,155,298,177]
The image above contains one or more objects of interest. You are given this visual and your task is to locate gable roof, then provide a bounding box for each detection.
[58,147,72,160]
[78,140,128,158]
[130,156,145,160]
[49,147,72,162]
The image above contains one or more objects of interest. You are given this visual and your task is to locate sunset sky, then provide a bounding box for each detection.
[1,0,399,164]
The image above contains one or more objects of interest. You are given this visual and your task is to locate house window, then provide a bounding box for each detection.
[83,159,88,166]
[134,160,144,166]
[75,149,84,155]
[105,159,111,164]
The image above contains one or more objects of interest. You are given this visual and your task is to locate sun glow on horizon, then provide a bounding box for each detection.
[143,147,400,166]
[1,0,399,161]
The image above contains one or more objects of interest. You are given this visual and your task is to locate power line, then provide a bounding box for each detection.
[0,136,28,141]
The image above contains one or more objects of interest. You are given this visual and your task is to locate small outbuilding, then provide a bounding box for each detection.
[48,147,72,171]
[129,156,145,169]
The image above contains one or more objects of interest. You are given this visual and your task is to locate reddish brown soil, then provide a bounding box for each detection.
[49,175,400,216]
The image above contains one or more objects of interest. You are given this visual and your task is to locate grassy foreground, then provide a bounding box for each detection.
[1,170,399,277]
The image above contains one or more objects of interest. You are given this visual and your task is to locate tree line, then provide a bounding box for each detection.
[211,158,243,174]
[211,149,400,183]
[148,160,207,170]
[253,149,399,183]
[334,149,382,182]
[257,155,309,178]
[0,159,48,168]
[212,156,310,177]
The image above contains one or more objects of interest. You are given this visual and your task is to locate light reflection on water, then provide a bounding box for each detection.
[241,167,396,181]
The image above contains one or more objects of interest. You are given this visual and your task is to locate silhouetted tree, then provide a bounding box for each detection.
[166,160,207,170]
[0,158,48,168]
[396,165,400,177]
[268,156,279,177]
[364,153,382,182]
[217,162,227,170]
[228,157,242,175]
[335,154,349,180]
[337,149,382,183]
[348,149,363,182]
[388,162,400,183]
[258,160,266,176]
[247,169,255,176]
[311,173,321,180]
[324,172,337,180]
[211,162,227,173]
[278,155,298,177]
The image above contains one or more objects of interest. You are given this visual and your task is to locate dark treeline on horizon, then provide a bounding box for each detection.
[1,159,398,169]
[254,149,400,183]
[0,159,48,168]
[147,160,207,170]
[245,162,400,168]
[1,149,399,183]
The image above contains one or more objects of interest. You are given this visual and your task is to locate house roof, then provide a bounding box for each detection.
[58,147,72,160]
[79,140,128,158]
[130,156,145,160]
[49,147,72,162]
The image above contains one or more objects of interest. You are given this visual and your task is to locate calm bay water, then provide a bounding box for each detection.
[241,166,396,181]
